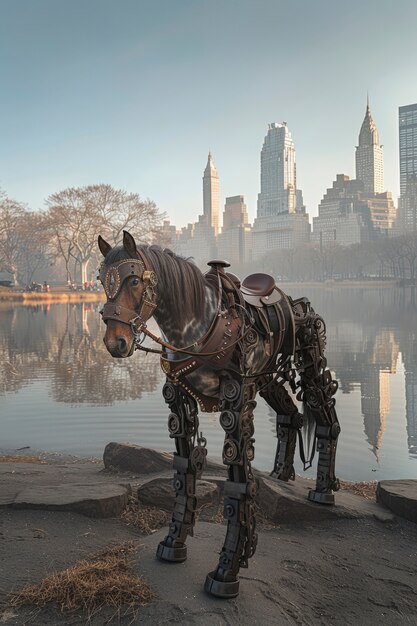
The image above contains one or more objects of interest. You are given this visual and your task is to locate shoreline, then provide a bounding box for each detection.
[0,447,378,498]
[0,279,410,304]
[0,290,105,304]
[1,444,416,624]
[281,279,399,289]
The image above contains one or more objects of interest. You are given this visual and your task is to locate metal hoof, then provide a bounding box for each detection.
[156,541,187,563]
[204,572,240,598]
[308,489,335,505]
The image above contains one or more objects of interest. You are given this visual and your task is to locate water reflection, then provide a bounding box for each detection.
[0,289,416,477]
[0,302,161,404]
[284,286,417,462]
[404,334,417,457]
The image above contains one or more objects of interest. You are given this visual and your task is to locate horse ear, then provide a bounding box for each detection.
[98,235,112,258]
[123,230,138,258]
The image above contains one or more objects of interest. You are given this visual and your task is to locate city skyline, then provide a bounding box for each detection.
[1,1,417,227]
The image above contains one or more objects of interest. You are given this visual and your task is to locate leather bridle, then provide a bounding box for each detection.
[100,249,158,336]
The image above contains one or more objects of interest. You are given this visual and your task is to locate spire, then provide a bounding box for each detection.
[204,151,218,176]
[358,97,380,146]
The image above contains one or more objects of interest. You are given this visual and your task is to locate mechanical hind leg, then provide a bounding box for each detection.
[156,381,206,562]
[294,301,340,504]
[259,376,303,481]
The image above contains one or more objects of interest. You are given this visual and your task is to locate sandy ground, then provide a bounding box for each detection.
[1,506,417,625]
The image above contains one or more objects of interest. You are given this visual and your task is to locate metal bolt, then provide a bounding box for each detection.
[225,504,234,517]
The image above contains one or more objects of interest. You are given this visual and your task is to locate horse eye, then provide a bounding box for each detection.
[131,277,140,287]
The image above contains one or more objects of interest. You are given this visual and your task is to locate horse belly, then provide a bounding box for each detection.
[185,367,221,400]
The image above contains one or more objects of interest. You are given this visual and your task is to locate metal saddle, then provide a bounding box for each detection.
[241,273,282,307]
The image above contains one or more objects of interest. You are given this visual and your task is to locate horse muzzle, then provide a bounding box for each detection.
[103,327,135,358]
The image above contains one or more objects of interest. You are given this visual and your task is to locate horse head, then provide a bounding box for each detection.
[98,230,157,358]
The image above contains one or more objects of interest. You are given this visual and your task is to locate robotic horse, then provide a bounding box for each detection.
[98,230,340,599]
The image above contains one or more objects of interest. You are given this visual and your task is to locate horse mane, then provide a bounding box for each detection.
[104,244,209,321]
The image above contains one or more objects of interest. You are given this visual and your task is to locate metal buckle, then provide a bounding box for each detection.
[130,315,146,347]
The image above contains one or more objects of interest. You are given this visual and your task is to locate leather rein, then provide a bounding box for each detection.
[99,252,246,358]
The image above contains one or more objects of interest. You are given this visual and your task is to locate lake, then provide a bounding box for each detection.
[1,286,416,482]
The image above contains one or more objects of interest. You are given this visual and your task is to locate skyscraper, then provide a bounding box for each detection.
[313,99,396,245]
[355,99,384,194]
[217,196,252,266]
[203,152,220,235]
[398,103,417,231]
[257,122,297,217]
[312,174,396,246]
[399,103,417,197]
[252,122,310,258]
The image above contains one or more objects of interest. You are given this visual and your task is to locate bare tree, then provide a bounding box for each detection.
[92,184,165,246]
[0,190,30,285]
[44,184,165,284]
[19,212,51,285]
[402,233,417,282]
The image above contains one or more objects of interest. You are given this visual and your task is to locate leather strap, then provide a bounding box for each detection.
[99,259,145,300]
[101,300,157,325]
[160,307,242,376]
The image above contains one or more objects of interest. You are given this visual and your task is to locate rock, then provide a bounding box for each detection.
[257,475,336,523]
[10,483,131,518]
[103,442,226,476]
[257,475,394,523]
[137,478,220,511]
[103,442,173,474]
[205,457,226,475]
[377,480,417,523]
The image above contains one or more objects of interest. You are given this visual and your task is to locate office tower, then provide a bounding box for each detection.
[257,122,297,217]
[399,103,417,196]
[222,195,249,231]
[398,103,417,231]
[312,174,396,246]
[158,219,178,249]
[217,195,252,266]
[355,99,384,194]
[203,152,220,236]
[252,122,310,258]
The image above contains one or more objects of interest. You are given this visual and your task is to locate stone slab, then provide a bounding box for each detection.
[103,442,173,474]
[377,479,417,523]
[103,442,226,476]
[257,475,394,523]
[3,483,131,518]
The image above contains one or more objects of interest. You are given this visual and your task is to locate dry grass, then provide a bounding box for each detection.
[339,480,377,500]
[0,455,46,464]
[8,541,153,621]
[121,497,169,535]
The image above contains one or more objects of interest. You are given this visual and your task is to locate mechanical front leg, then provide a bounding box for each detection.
[205,378,258,599]
[156,380,206,563]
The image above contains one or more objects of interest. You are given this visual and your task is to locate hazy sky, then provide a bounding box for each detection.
[1,0,417,226]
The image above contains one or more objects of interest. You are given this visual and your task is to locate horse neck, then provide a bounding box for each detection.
[152,267,218,349]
